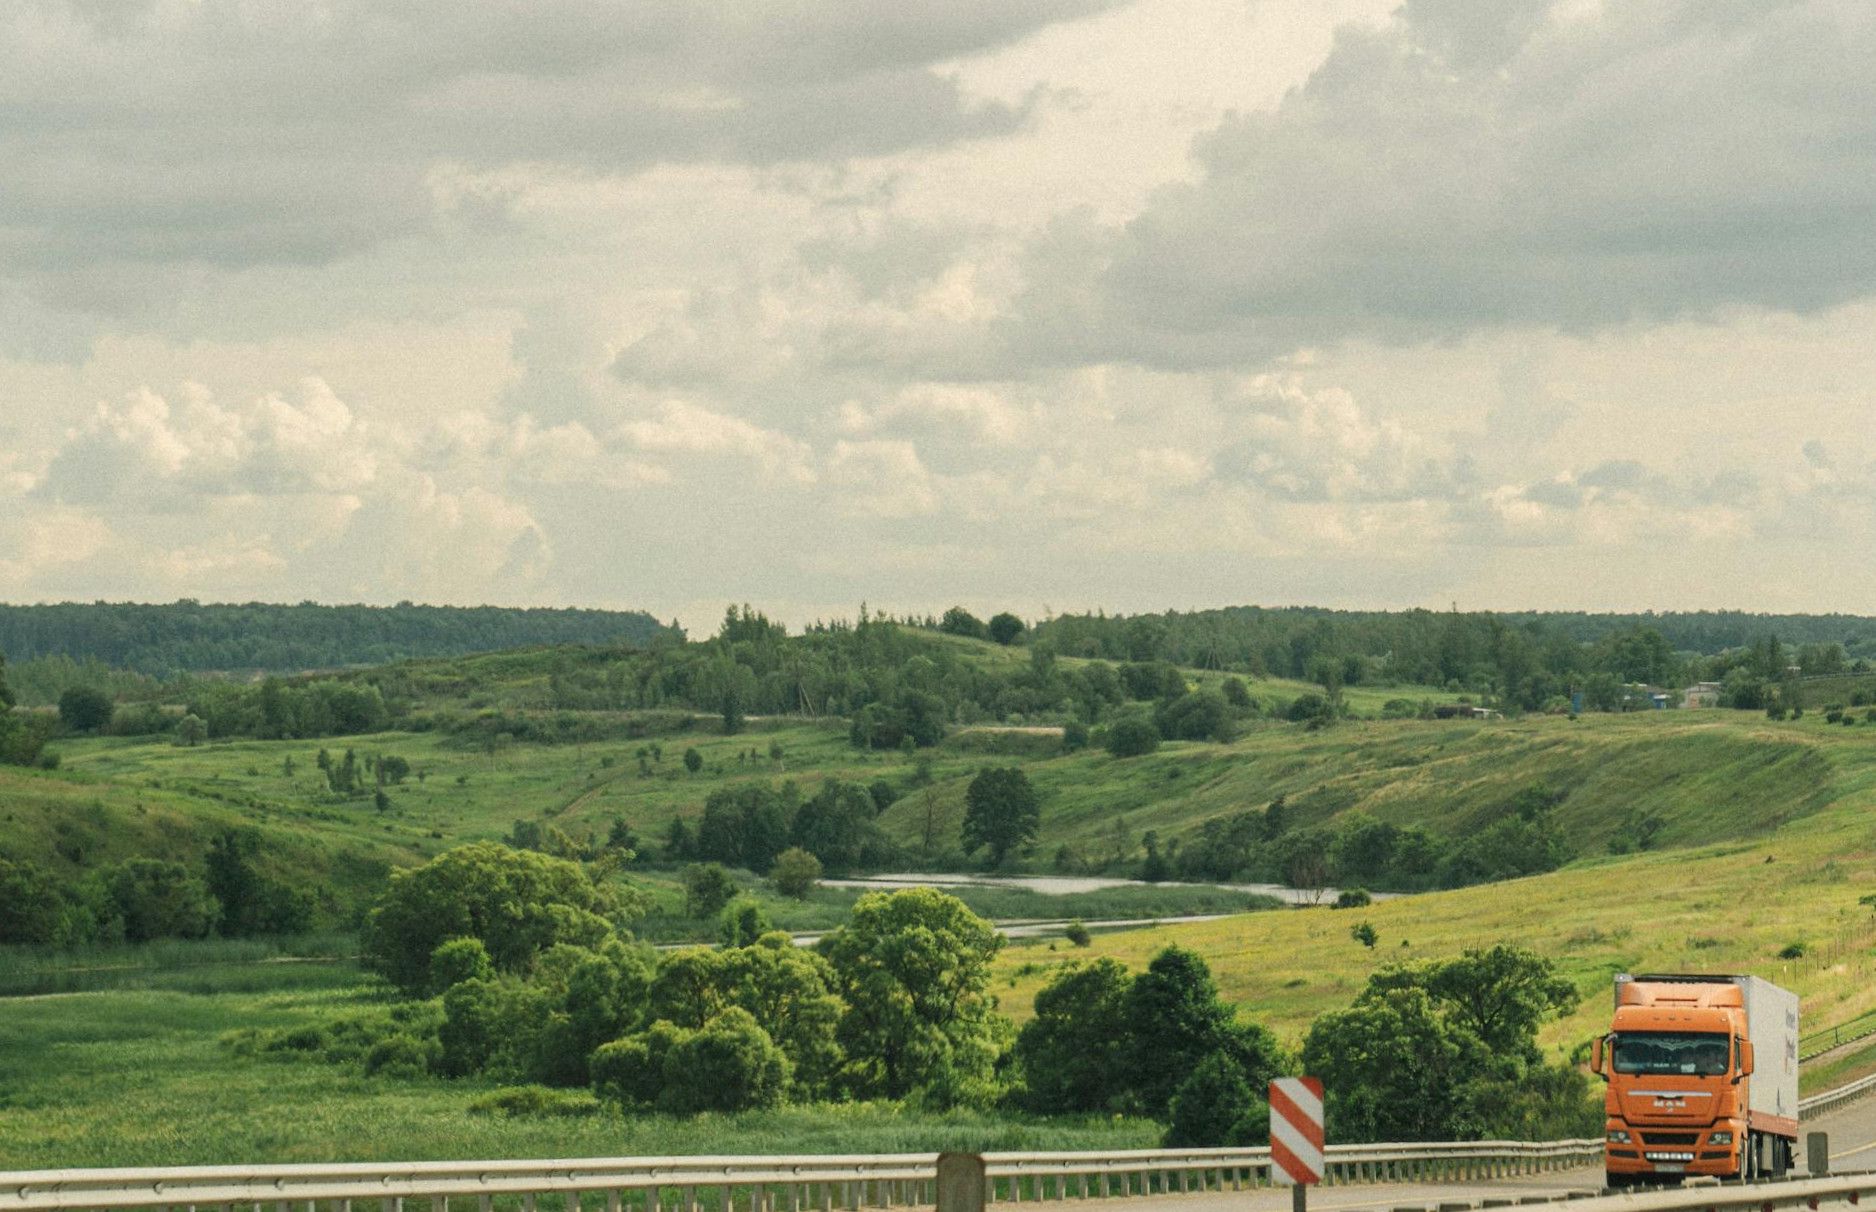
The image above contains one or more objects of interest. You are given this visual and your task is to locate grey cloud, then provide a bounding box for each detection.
[1013,0,1876,366]
[0,0,1116,277]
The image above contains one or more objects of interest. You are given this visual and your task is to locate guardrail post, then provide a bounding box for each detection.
[1809,1133,1829,1177]
[937,1155,986,1212]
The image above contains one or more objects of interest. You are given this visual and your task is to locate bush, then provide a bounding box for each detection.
[1334,888,1373,909]
[96,859,218,943]
[362,842,623,995]
[718,897,774,948]
[1104,714,1161,758]
[363,1032,440,1079]
[683,863,739,918]
[1061,720,1090,751]
[1778,942,1807,960]
[770,847,822,899]
[429,937,495,989]
[58,686,114,733]
[1063,920,1092,948]
[665,1008,792,1113]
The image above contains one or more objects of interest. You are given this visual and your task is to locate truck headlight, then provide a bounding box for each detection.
[1608,1130,1631,1143]
[1708,1132,1733,1145]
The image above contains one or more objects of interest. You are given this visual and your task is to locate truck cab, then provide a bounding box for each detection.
[1591,974,1797,1186]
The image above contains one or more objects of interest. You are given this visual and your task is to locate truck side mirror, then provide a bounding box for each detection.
[1737,1038,1755,1080]
[1591,1036,1608,1080]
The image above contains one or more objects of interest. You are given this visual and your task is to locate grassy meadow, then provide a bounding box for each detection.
[0,976,1159,1169]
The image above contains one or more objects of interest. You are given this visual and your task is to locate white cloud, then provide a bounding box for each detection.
[617,400,817,485]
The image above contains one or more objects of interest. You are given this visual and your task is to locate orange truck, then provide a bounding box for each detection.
[1591,973,1799,1186]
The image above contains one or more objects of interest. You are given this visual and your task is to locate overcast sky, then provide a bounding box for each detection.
[3,0,1872,631]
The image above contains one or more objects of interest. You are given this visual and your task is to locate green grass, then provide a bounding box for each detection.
[0,982,1158,1168]
[0,935,359,996]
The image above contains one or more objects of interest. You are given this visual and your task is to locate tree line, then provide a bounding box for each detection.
[235,842,1593,1144]
[1028,606,1874,712]
[0,828,313,947]
[0,601,673,676]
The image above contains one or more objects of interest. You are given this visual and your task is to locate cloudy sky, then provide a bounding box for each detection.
[3,0,1873,630]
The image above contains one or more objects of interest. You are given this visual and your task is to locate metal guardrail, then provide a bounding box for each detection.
[1801,1071,1876,1120]
[0,1141,1602,1212]
[1802,1014,1876,1063]
[9,1071,1876,1212]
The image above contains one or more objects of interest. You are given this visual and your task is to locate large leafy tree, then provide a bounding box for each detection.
[1362,945,1579,1060]
[819,888,1003,1102]
[362,842,624,994]
[961,766,1041,867]
[1122,945,1283,1119]
[1012,957,1135,1113]
[1305,946,1588,1142]
[1302,986,1493,1142]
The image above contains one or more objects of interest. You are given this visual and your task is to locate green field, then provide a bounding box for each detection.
[0,977,1159,1169]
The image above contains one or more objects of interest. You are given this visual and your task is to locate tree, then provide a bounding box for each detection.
[683,747,704,773]
[1163,1051,1269,1147]
[1122,945,1282,1118]
[819,888,1004,1102]
[1104,714,1161,758]
[57,686,114,733]
[1364,945,1578,1061]
[683,863,739,919]
[940,607,989,640]
[362,842,623,994]
[1012,958,1134,1113]
[205,828,312,937]
[1302,986,1493,1141]
[771,847,822,899]
[961,767,1041,867]
[718,896,774,948]
[0,858,72,945]
[174,713,207,747]
[97,859,218,943]
[987,612,1026,645]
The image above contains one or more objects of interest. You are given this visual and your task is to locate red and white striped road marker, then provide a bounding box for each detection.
[1269,1076,1326,1188]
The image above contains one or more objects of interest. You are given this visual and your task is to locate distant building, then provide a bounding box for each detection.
[1682,681,1723,708]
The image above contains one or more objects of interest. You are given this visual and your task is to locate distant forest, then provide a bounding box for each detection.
[0,601,675,676]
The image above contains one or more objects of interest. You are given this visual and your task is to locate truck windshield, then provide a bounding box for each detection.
[1612,1031,1730,1076]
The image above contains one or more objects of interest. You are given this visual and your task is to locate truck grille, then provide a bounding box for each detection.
[1641,1132,1700,1145]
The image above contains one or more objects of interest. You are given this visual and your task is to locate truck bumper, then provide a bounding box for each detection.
[1605,1121,1739,1180]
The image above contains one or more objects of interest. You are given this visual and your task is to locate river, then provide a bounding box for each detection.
[821,871,1399,906]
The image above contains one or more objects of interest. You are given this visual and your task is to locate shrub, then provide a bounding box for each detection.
[1063,920,1092,948]
[1778,942,1807,960]
[1104,714,1161,758]
[363,1032,440,1079]
[770,847,822,899]
[429,937,495,989]
[1061,720,1090,751]
[718,897,774,948]
[1334,888,1373,909]
[664,1008,791,1113]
